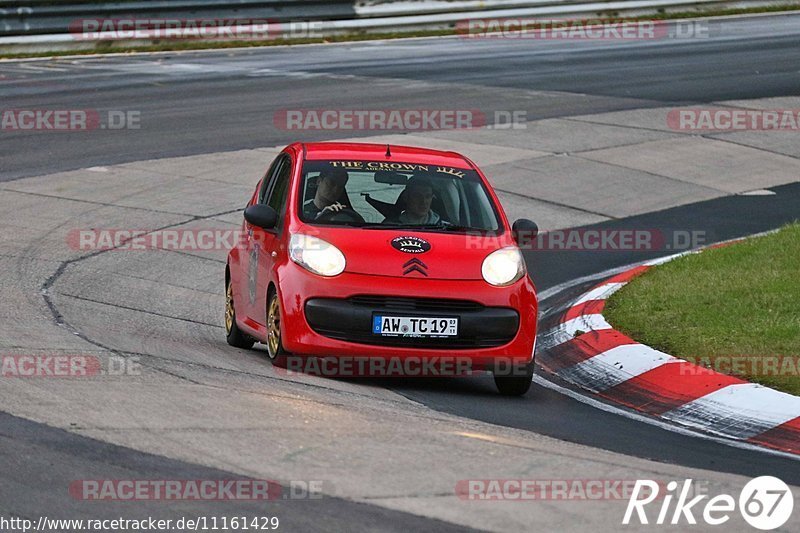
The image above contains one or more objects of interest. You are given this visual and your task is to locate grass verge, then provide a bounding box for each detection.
[604,222,800,396]
[2,5,800,60]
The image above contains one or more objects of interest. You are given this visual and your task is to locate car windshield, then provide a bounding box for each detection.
[298,159,502,231]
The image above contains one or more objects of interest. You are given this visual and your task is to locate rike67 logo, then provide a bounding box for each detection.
[624,477,794,530]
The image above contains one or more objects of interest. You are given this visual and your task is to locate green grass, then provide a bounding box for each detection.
[2,5,800,59]
[604,222,800,396]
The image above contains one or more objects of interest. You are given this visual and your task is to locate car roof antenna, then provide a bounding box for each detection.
[385,144,392,158]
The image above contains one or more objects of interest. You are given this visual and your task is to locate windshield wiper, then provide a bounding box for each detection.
[318,221,367,228]
[436,224,483,232]
[359,223,484,233]
[360,223,407,230]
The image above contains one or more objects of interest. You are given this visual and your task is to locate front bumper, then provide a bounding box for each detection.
[276,265,537,366]
[306,297,519,348]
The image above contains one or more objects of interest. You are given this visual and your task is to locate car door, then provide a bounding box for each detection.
[242,152,293,327]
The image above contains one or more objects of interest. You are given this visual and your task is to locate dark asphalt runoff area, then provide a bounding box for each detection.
[0,412,475,532]
[393,180,800,485]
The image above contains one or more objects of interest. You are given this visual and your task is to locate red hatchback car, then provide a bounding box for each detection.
[225,142,539,395]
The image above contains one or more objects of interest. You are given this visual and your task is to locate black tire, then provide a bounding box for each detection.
[266,289,289,366]
[226,278,255,350]
[493,363,534,396]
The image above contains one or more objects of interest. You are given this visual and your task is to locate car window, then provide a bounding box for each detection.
[298,160,501,231]
[267,156,292,216]
[258,154,288,205]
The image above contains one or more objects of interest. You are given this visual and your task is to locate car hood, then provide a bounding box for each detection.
[308,227,516,280]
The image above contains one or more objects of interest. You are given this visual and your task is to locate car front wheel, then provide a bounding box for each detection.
[266,289,289,365]
[493,363,534,396]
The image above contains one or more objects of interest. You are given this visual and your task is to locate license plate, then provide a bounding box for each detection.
[372,315,458,337]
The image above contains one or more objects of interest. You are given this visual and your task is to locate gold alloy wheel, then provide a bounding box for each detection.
[225,283,235,334]
[267,295,281,357]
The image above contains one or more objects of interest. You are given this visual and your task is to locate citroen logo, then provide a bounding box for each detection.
[403,258,428,277]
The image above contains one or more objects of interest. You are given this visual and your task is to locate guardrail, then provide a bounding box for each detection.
[1,0,797,52]
[0,1,356,36]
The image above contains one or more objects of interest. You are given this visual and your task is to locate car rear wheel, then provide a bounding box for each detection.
[493,363,534,396]
[226,280,255,350]
[266,289,289,365]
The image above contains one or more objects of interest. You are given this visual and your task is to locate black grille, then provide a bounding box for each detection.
[312,329,510,349]
[348,295,483,312]
[305,297,518,349]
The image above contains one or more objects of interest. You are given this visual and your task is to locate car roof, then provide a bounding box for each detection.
[301,142,474,169]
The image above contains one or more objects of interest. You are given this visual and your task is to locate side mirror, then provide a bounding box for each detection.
[244,204,278,229]
[512,219,538,249]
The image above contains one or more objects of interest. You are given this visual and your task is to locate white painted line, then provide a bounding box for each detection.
[14,63,68,72]
[532,374,800,461]
[537,262,639,303]
[538,229,779,305]
[662,383,800,439]
[559,344,676,392]
[643,251,690,266]
[571,282,626,305]
[549,314,612,345]
[739,189,776,196]
[536,228,800,452]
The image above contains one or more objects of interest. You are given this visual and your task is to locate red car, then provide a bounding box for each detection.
[225,142,539,395]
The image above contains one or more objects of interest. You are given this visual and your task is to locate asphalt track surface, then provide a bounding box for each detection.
[0,412,473,532]
[3,14,800,181]
[2,13,800,531]
[398,180,800,482]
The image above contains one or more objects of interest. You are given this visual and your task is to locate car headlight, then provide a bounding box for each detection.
[482,247,525,287]
[290,234,346,277]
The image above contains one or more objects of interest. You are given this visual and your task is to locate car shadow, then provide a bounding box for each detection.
[249,345,537,398]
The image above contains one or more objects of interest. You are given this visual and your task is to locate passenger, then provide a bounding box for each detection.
[387,177,441,225]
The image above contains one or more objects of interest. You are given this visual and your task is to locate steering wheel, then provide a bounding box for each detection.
[316,207,366,224]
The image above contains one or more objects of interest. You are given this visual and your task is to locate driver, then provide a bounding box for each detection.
[386,176,441,225]
[304,167,350,220]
